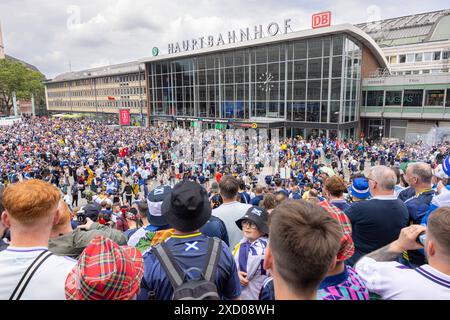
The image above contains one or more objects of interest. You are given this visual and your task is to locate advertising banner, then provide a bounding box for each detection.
[119,109,130,126]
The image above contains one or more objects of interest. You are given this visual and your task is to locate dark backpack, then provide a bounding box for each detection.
[152,237,222,300]
[71,184,79,195]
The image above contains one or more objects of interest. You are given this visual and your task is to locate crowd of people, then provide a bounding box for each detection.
[0,116,449,300]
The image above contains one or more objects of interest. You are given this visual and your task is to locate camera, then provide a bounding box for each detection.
[416,231,426,246]
[76,210,87,225]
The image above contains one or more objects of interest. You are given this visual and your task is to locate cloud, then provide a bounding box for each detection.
[0,0,447,79]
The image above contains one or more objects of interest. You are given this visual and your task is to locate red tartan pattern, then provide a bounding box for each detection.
[318,200,355,262]
[65,236,144,300]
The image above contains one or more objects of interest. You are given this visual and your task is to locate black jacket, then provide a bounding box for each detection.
[123,185,133,196]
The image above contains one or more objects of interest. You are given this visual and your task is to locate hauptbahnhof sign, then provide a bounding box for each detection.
[168,19,294,54]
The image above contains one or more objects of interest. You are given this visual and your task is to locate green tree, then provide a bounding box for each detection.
[0,59,44,116]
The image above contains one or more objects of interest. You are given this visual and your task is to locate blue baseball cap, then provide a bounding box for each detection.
[349,178,371,199]
[147,185,172,226]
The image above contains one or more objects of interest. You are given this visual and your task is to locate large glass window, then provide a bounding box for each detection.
[235,67,244,84]
[330,102,340,123]
[294,41,307,59]
[148,34,360,126]
[385,91,402,106]
[322,57,329,78]
[236,84,245,100]
[406,53,415,63]
[268,63,280,81]
[293,60,307,79]
[403,90,423,107]
[332,37,343,56]
[269,83,280,100]
[307,80,321,100]
[415,53,423,62]
[268,46,279,63]
[307,102,320,122]
[433,51,441,61]
[423,52,432,61]
[293,81,306,100]
[446,89,450,107]
[323,38,330,57]
[308,39,322,58]
[234,51,245,66]
[322,79,329,100]
[321,102,328,123]
[332,57,342,78]
[308,58,322,79]
[292,102,305,121]
[331,79,341,100]
[344,103,350,122]
[367,91,384,106]
[425,90,445,106]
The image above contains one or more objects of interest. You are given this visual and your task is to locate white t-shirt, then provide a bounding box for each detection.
[63,194,71,205]
[0,247,76,300]
[95,168,103,177]
[140,169,150,180]
[213,201,252,250]
[355,257,450,300]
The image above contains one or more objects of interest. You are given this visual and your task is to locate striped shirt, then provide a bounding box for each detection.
[233,237,268,300]
[355,257,450,300]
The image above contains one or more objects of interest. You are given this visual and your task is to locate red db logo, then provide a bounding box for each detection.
[312,11,332,29]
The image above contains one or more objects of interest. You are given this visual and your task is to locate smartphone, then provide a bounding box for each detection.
[416,231,426,246]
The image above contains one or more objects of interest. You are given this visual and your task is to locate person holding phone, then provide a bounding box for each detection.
[355,207,450,300]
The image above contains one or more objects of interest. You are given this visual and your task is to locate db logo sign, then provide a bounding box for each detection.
[312,11,332,29]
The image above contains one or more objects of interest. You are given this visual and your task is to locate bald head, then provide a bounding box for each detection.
[368,166,397,192]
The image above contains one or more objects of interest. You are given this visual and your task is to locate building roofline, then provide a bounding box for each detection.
[355,8,450,27]
[379,38,450,49]
[139,23,390,71]
[47,61,145,83]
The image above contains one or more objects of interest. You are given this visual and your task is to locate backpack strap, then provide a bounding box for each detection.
[9,250,53,300]
[204,237,222,282]
[153,242,184,289]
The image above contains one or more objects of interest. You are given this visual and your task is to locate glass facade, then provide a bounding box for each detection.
[363,88,450,108]
[147,34,361,136]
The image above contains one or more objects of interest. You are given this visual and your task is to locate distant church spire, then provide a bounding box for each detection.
[0,21,5,59]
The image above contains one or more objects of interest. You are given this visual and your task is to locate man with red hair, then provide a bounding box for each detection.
[0,180,76,300]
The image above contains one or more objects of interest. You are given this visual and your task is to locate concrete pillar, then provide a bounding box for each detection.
[31,94,36,116]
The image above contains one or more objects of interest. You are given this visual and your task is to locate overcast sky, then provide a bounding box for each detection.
[0,0,447,79]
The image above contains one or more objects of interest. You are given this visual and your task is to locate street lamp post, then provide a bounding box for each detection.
[335,111,340,140]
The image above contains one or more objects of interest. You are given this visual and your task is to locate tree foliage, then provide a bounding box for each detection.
[0,58,44,115]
